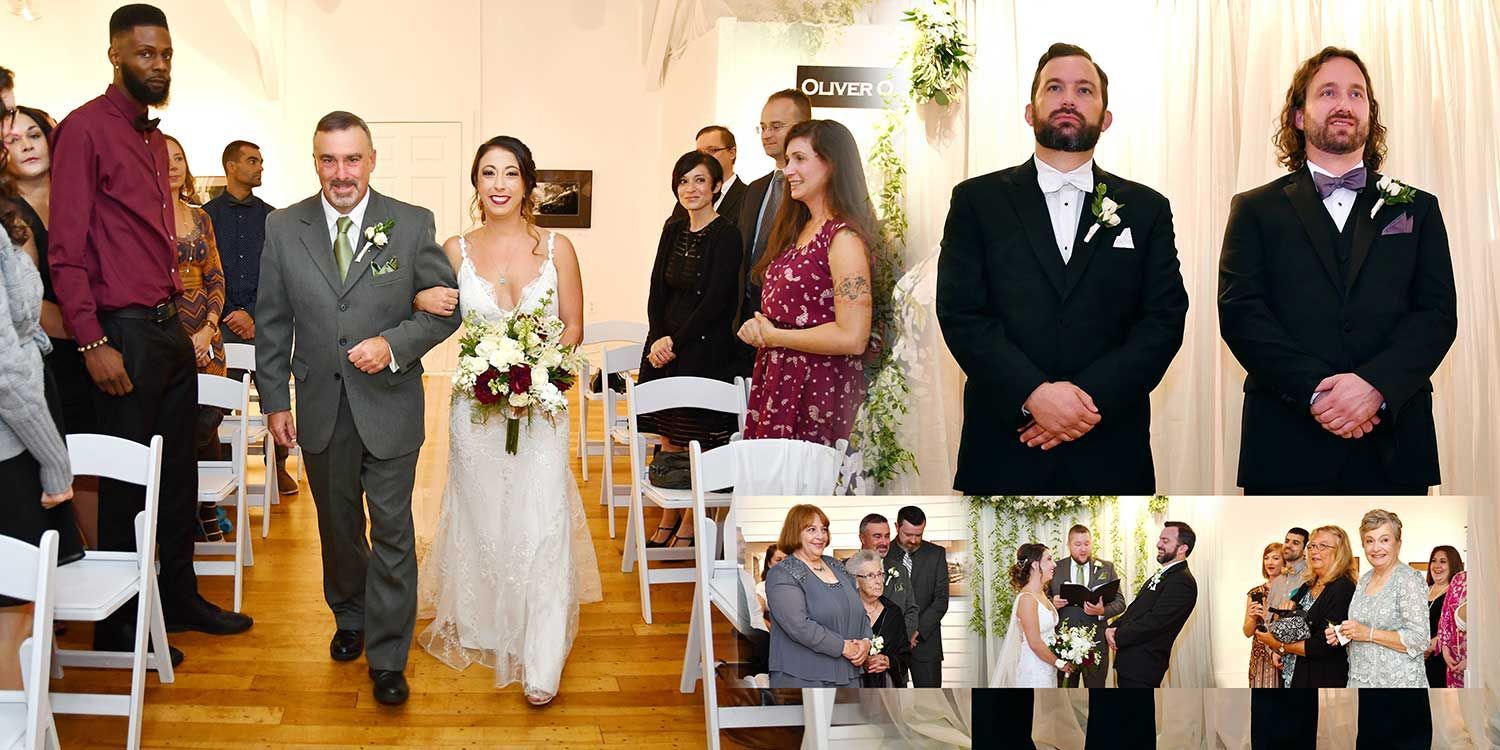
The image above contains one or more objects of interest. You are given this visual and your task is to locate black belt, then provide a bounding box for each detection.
[102,301,178,325]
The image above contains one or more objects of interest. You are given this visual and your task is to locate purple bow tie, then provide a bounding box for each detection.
[1312,167,1366,199]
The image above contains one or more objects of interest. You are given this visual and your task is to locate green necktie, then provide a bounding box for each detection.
[334,216,354,280]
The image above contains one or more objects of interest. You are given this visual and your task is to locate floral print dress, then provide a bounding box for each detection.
[1437,570,1468,687]
[745,219,865,446]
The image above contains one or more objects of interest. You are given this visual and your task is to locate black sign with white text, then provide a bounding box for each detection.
[796,65,896,109]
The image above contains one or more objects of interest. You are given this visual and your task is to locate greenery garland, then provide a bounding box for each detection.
[969,496,1110,634]
[902,0,973,106]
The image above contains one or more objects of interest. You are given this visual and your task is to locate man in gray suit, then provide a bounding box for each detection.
[1047,524,1126,687]
[258,111,460,706]
[885,505,949,687]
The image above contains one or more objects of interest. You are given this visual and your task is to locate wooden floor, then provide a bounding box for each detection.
[54,379,768,749]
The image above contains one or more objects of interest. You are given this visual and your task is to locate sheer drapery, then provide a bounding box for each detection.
[945,0,1500,497]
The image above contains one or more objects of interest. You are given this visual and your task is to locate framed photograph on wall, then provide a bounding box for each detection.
[193,176,228,206]
[533,169,592,228]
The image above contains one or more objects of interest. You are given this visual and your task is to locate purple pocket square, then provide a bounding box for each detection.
[1381,212,1414,236]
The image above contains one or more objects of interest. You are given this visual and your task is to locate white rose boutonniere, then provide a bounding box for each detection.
[354,217,397,263]
[1083,183,1123,243]
[1370,176,1416,218]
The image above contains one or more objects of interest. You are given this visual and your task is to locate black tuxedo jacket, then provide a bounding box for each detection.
[666,174,749,233]
[885,541,949,662]
[1112,560,1196,687]
[1217,169,1457,489]
[936,158,1188,494]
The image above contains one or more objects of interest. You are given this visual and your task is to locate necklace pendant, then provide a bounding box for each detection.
[497,275,509,285]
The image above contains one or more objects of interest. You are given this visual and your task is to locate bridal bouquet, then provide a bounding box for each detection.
[451,289,584,454]
[1045,624,1103,672]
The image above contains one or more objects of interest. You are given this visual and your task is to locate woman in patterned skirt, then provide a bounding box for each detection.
[1243,542,1284,687]
[165,135,228,539]
[738,120,875,446]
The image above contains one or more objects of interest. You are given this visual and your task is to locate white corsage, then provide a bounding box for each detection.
[1370,176,1416,218]
[1083,183,1123,243]
[354,217,396,263]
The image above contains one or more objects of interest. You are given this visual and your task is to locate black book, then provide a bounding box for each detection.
[1058,578,1121,608]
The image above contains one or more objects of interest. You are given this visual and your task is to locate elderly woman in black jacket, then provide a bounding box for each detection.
[844,548,910,687]
[639,150,743,549]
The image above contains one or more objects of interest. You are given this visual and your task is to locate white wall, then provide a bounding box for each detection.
[1208,496,1472,687]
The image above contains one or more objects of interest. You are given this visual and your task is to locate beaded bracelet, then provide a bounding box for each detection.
[77,336,111,353]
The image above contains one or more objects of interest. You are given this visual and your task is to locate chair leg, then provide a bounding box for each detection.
[698,587,721,750]
[126,583,153,750]
[621,496,637,574]
[234,489,248,613]
[147,584,174,684]
[261,434,273,539]
[578,379,590,482]
[680,585,703,692]
[604,432,617,537]
[633,491,654,624]
[802,689,834,750]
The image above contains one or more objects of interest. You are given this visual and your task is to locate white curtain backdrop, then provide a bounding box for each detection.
[920,0,1500,497]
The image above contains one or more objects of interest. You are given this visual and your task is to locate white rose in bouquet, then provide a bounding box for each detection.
[508,392,533,408]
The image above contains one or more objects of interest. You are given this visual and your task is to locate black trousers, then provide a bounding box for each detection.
[1245,436,1426,495]
[1085,688,1155,749]
[1252,690,1318,750]
[91,313,200,624]
[970,689,1035,750]
[1357,689,1431,749]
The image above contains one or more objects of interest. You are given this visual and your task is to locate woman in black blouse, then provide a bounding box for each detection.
[1251,525,1358,749]
[1,106,95,439]
[638,150,743,548]
[844,549,910,687]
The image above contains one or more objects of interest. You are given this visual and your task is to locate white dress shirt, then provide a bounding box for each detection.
[1307,161,1356,231]
[715,173,740,212]
[320,189,398,372]
[1035,155,1094,263]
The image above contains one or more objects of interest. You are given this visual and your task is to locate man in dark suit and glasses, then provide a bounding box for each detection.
[731,88,811,376]
[1218,46,1456,496]
[936,42,1188,496]
[884,505,948,687]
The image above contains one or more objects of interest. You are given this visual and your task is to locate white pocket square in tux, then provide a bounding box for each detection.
[1112,227,1135,248]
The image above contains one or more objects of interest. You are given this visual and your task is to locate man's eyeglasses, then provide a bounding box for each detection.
[756,122,790,135]
[700,146,731,155]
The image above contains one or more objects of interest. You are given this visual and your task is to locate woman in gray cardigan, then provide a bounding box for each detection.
[765,504,873,687]
[0,202,77,689]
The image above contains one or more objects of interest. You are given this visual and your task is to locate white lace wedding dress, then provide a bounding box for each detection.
[989,590,1061,688]
[417,231,603,700]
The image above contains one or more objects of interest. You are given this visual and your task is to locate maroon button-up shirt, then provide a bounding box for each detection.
[49,85,182,346]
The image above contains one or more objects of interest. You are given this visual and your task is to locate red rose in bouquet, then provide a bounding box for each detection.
[473,368,503,405]
[508,364,532,394]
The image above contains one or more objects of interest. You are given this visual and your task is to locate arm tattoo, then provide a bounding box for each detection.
[835,275,871,302]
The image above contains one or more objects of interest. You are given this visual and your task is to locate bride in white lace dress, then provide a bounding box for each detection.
[414,136,602,706]
[990,543,1072,688]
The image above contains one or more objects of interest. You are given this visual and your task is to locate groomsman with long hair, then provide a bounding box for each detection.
[1218,46,1457,496]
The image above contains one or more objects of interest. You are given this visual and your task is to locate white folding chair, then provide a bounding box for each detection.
[575,320,648,481]
[599,342,649,538]
[620,376,746,623]
[222,342,290,538]
[51,434,172,750]
[678,438,845,750]
[0,530,61,750]
[197,373,251,612]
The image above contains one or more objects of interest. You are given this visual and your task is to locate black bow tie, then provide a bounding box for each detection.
[132,113,160,133]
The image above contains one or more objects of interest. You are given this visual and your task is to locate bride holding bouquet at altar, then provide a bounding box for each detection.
[414,135,602,706]
[989,543,1098,687]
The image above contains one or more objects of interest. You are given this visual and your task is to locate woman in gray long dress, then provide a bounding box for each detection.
[765,504,873,687]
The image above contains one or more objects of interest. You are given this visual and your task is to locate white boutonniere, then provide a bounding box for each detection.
[354,217,396,263]
[1148,567,1166,591]
[1083,183,1123,243]
[870,635,885,656]
[1370,175,1416,218]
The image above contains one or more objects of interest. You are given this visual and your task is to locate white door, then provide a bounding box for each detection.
[367,121,465,373]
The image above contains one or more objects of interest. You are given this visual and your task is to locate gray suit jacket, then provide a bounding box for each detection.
[887,542,949,661]
[256,189,460,458]
[1048,557,1127,643]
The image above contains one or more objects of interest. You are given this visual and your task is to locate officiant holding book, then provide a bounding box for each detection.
[1048,525,1125,687]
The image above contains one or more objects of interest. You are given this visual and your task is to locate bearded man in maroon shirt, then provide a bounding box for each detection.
[48,3,252,658]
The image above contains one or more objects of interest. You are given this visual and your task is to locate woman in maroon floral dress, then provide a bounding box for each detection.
[739,120,875,446]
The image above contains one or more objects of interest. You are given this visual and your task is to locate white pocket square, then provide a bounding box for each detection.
[1112,227,1135,249]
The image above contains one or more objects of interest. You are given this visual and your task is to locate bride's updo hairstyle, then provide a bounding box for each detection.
[469,135,539,227]
[1009,543,1048,590]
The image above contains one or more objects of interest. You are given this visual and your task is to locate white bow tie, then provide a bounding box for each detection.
[1038,171,1093,194]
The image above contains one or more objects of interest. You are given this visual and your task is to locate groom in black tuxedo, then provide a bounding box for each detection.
[1218,46,1457,495]
[1087,522,1197,750]
[937,42,1188,496]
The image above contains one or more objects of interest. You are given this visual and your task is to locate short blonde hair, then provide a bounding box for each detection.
[1311,525,1357,585]
[777,504,830,555]
[1359,508,1403,541]
[1261,542,1285,580]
